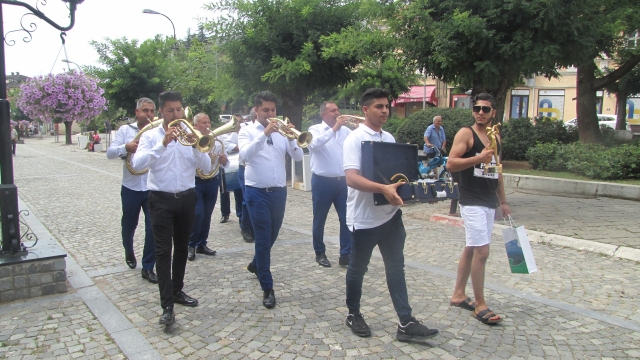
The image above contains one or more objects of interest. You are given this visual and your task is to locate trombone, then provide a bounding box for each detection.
[269,117,313,148]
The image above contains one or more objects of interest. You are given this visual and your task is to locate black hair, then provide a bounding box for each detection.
[360,88,390,107]
[253,91,278,108]
[158,91,183,109]
[472,93,497,110]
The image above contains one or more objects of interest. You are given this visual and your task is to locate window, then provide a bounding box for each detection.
[627,31,639,48]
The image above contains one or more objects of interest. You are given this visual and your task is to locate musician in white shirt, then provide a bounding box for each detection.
[238,91,303,309]
[307,102,351,268]
[131,91,212,326]
[218,113,244,225]
[187,113,229,261]
[106,97,157,283]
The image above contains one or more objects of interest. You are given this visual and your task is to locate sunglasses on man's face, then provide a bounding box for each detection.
[472,106,493,114]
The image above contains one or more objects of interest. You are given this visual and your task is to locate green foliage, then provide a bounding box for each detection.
[88,36,175,115]
[382,116,406,137]
[501,117,578,161]
[527,142,640,180]
[396,108,474,147]
[203,0,367,127]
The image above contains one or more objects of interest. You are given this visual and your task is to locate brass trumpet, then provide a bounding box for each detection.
[269,117,313,148]
[196,118,241,179]
[336,115,365,129]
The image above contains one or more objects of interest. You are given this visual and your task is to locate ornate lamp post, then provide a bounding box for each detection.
[142,9,176,39]
[0,0,84,254]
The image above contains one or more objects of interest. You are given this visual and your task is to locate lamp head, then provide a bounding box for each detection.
[143,9,161,15]
[62,0,85,4]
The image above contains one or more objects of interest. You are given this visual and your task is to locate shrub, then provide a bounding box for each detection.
[527,142,640,180]
[501,117,578,161]
[382,116,406,137]
[396,108,474,147]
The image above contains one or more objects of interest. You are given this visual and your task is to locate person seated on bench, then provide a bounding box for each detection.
[88,131,101,152]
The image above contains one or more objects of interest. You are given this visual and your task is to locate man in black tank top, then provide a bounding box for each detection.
[445,93,511,325]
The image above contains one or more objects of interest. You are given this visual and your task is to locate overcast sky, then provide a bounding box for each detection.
[4,0,216,77]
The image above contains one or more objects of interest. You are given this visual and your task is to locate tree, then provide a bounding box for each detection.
[390,0,561,124]
[605,64,640,130]
[202,0,365,129]
[88,36,175,115]
[17,72,107,144]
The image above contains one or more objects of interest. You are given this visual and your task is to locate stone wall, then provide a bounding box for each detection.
[0,258,67,303]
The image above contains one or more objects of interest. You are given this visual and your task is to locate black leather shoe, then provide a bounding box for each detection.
[159,306,175,326]
[126,253,137,269]
[141,269,158,284]
[196,245,217,256]
[173,291,199,307]
[220,215,229,223]
[263,289,276,309]
[316,253,331,267]
[241,229,254,243]
[188,247,196,261]
[247,262,257,277]
[339,256,350,268]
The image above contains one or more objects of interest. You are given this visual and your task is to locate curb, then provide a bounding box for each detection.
[430,214,640,262]
[503,174,640,202]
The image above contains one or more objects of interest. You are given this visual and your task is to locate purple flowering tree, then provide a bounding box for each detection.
[17,71,107,145]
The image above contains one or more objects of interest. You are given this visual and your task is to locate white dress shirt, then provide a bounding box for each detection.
[239,121,303,188]
[308,121,351,177]
[131,124,212,193]
[343,124,398,230]
[106,123,148,191]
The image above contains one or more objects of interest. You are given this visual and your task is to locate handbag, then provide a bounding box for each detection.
[502,215,537,274]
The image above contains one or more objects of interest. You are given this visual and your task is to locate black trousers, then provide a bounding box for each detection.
[149,189,197,309]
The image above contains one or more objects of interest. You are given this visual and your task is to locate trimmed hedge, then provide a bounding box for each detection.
[527,142,640,180]
[501,117,578,161]
[396,108,474,147]
[382,116,407,137]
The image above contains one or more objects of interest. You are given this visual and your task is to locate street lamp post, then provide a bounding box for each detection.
[61,59,82,72]
[0,0,84,254]
[142,9,176,39]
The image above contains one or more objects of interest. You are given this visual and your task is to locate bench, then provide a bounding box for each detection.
[93,143,104,152]
[629,124,640,138]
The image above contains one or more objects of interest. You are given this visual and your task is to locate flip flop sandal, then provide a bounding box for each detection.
[473,309,502,325]
[450,297,476,311]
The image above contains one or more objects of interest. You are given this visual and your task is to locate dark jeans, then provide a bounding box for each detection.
[311,174,351,257]
[121,186,155,270]
[220,189,243,217]
[345,210,412,323]
[245,186,287,291]
[190,176,220,248]
[238,166,253,234]
[149,189,197,309]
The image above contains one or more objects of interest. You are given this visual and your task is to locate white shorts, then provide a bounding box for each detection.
[460,205,495,247]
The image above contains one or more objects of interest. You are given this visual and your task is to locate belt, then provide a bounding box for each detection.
[150,188,195,198]
[314,174,345,181]
[246,185,286,193]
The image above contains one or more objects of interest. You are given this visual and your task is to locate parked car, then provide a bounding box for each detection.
[219,114,233,122]
[564,114,630,130]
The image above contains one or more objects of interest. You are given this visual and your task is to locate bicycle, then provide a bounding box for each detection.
[418,147,452,183]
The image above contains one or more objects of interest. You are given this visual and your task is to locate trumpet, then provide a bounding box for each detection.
[269,117,313,148]
[336,115,365,129]
[196,119,241,179]
[167,119,215,153]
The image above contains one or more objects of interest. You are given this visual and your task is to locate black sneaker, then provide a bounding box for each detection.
[345,312,372,337]
[396,317,439,342]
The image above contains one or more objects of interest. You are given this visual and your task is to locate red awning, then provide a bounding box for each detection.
[392,86,437,107]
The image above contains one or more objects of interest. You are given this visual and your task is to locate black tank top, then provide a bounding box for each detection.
[459,127,499,208]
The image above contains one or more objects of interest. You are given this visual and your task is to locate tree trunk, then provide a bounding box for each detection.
[64,121,73,145]
[280,90,305,131]
[616,91,628,130]
[576,62,602,143]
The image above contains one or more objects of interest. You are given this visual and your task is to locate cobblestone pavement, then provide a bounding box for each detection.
[1,137,639,359]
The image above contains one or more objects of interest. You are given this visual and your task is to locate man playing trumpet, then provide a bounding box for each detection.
[307,102,351,268]
[106,98,156,283]
[239,91,303,309]
[132,91,212,326]
[188,113,229,261]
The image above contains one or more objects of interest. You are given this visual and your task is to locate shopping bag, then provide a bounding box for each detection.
[502,216,537,274]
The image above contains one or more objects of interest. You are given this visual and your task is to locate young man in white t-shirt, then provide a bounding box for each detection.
[342,88,439,343]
